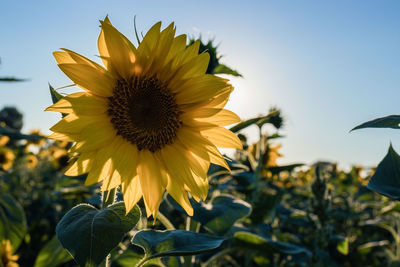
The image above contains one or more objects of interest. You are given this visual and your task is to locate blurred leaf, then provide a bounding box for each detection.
[230,109,282,133]
[0,77,27,82]
[234,231,310,256]
[357,240,389,254]
[0,124,44,141]
[336,238,349,255]
[0,193,27,251]
[268,163,304,175]
[132,230,225,263]
[56,202,141,267]
[213,64,242,77]
[168,194,251,236]
[352,115,400,131]
[367,144,400,199]
[34,235,73,267]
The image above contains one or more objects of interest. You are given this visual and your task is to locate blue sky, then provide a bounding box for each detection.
[1,0,400,167]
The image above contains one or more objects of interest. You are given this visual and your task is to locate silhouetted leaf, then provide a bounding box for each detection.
[34,235,72,267]
[352,115,400,131]
[0,124,44,141]
[56,202,141,267]
[49,83,64,104]
[0,193,27,251]
[367,144,400,199]
[132,230,225,262]
[268,163,304,175]
[0,77,27,82]
[214,64,242,77]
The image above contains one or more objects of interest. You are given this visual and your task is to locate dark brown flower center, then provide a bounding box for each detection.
[108,76,182,152]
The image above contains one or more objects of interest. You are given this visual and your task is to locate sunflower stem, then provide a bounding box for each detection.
[251,126,264,203]
[99,188,117,267]
[156,212,175,230]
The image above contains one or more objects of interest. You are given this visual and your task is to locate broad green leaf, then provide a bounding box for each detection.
[0,193,27,251]
[34,235,73,267]
[213,63,242,77]
[56,202,141,267]
[168,194,251,236]
[367,144,400,199]
[351,115,400,131]
[234,231,310,256]
[132,230,225,262]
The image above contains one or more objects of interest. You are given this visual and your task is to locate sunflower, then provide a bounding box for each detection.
[46,17,242,218]
[0,136,9,146]
[26,129,46,147]
[0,147,15,171]
[0,240,19,267]
[25,154,38,169]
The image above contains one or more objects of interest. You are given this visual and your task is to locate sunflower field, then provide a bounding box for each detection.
[1,15,400,267]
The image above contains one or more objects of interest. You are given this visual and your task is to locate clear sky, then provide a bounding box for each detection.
[1,0,400,168]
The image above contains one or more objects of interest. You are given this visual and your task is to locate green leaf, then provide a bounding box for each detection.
[112,245,164,267]
[213,64,242,77]
[168,194,251,236]
[0,77,27,82]
[268,163,304,175]
[229,110,281,133]
[34,235,73,267]
[351,115,400,131]
[367,144,400,199]
[132,230,225,262]
[336,238,349,255]
[0,193,27,251]
[56,202,141,267]
[234,231,310,256]
[0,124,44,141]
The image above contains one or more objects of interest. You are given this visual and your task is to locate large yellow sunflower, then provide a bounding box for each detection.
[46,17,242,218]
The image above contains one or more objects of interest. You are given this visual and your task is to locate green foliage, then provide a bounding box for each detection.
[0,193,27,251]
[352,115,400,131]
[132,230,226,264]
[367,144,400,199]
[33,235,72,267]
[168,194,251,236]
[56,202,141,267]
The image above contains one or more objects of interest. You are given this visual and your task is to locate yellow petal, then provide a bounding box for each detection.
[137,22,161,62]
[48,132,77,141]
[174,75,232,105]
[99,18,137,78]
[200,127,243,149]
[137,150,166,217]
[58,63,114,97]
[160,144,205,201]
[121,177,142,214]
[45,92,108,115]
[112,138,139,184]
[177,127,230,170]
[50,113,106,134]
[54,49,105,72]
[182,108,241,127]
[65,151,95,176]
[84,144,115,186]
[165,173,193,216]
[71,121,116,153]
